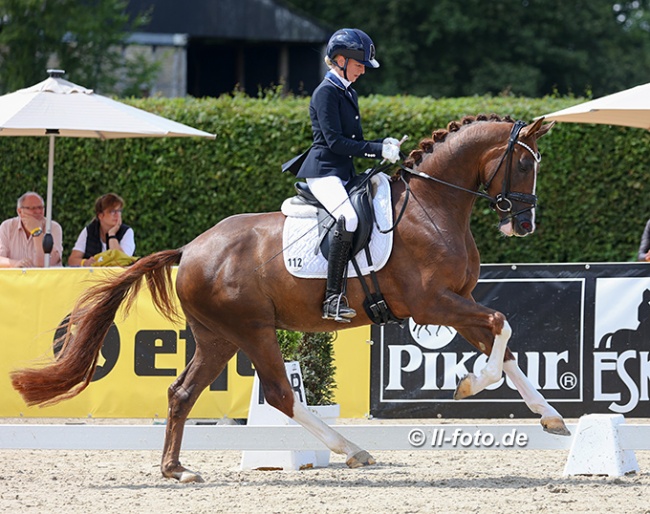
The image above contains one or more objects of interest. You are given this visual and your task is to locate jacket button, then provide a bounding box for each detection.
[351,134,356,139]
[355,115,359,120]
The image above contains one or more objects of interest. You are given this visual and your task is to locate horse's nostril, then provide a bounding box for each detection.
[520,221,532,231]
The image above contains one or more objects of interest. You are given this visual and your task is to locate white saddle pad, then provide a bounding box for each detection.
[281,172,394,279]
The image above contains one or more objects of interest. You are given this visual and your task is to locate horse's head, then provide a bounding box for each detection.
[483,117,555,237]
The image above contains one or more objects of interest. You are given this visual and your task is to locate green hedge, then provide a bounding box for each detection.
[1,92,649,263]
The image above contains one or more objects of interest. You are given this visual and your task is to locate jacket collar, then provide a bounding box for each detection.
[325,70,352,91]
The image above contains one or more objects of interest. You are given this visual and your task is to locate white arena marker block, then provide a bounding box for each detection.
[563,414,639,477]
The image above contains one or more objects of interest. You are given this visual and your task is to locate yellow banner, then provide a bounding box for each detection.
[0,268,370,419]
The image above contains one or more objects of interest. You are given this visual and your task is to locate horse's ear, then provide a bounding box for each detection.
[522,117,555,140]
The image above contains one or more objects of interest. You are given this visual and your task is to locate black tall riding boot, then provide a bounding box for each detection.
[323,216,356,322]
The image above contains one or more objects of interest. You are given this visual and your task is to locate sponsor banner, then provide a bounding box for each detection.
[0,268,370,419]
[371,263,650,418]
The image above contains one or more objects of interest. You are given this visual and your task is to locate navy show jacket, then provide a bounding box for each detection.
[296,72,383,181]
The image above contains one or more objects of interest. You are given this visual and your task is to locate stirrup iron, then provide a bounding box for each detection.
[323,292,356,322]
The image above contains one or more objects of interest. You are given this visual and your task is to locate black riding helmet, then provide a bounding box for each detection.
[326,28,379,80]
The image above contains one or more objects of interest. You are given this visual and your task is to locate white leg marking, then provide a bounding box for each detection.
[291,397,362,458]
[503,359,561,418]
[470,320,512,394]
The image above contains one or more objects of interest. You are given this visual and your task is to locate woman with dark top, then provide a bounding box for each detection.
[68,193,135,267]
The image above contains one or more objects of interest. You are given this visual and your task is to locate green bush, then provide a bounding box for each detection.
[277,330,336,406]
[1,93,647,264]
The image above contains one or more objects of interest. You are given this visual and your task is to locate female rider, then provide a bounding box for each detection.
[296,28,400,322]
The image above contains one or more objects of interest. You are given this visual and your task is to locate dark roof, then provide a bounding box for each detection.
[127,0,330,42]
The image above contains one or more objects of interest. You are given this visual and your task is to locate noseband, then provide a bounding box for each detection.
[399,120,541,221]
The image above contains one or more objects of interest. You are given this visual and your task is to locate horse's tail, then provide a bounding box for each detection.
[10,248,183,407]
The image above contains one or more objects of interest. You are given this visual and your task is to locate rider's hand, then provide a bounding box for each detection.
[383,137,400,146]
[382,142,400,163]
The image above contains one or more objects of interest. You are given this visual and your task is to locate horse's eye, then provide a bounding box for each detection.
[519,158,533,173]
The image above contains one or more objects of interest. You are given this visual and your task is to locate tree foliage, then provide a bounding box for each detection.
[0,0,156,95]
[287,0,650,98]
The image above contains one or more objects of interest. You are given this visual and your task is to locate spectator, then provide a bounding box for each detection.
[638,218,650,262]
[68,193,135,267]
[0,191,63,267]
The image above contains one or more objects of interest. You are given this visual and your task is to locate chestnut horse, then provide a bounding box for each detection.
[11,114,569,483]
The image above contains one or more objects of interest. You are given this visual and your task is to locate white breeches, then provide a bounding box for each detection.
[306,176,358,232]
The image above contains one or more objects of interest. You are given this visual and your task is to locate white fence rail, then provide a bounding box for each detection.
[1,415,647,476]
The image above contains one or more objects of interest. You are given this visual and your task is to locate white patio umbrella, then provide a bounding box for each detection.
[0,69,215,266]
[541,82,650,130]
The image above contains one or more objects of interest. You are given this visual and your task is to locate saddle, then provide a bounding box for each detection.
[292,168,403,326]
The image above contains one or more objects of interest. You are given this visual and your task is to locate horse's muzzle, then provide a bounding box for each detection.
[499,215,535,237]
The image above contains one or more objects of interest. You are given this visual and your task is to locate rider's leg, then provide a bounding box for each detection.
[306,176,358,232]
[306,177,357,321]
[322,216,356,321]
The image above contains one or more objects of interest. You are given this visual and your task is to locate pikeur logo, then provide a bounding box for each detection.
[384,319,577,396]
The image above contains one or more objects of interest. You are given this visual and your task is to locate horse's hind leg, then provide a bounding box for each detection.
[161,324,238,483]
[291,401,375,468]
[503,360,570,436]
[247,329,375,468]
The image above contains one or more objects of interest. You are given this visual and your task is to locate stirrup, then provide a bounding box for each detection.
[322,294,356,323]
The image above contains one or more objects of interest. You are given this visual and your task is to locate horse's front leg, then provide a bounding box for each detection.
[503,360,570,436]
[453,321,570,436]
[453,316,511,400]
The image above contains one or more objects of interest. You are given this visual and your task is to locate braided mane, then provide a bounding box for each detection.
[402,113,515,169]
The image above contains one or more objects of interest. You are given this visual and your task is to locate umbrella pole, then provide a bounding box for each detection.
[43,135,55,268]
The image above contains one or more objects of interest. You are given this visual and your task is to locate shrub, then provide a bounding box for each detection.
[277,330,337,405]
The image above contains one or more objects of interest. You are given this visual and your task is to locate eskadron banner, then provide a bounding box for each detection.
[371,263,650,418]
[0,268,371,419]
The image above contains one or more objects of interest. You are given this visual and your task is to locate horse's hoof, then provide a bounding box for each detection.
[346,450,376,468]
[453,373,475,400]
[165,467,204,483]
[541,417,571,436]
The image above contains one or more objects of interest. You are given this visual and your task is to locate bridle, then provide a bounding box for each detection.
[483,120,541,219]
[397,120,541,224]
